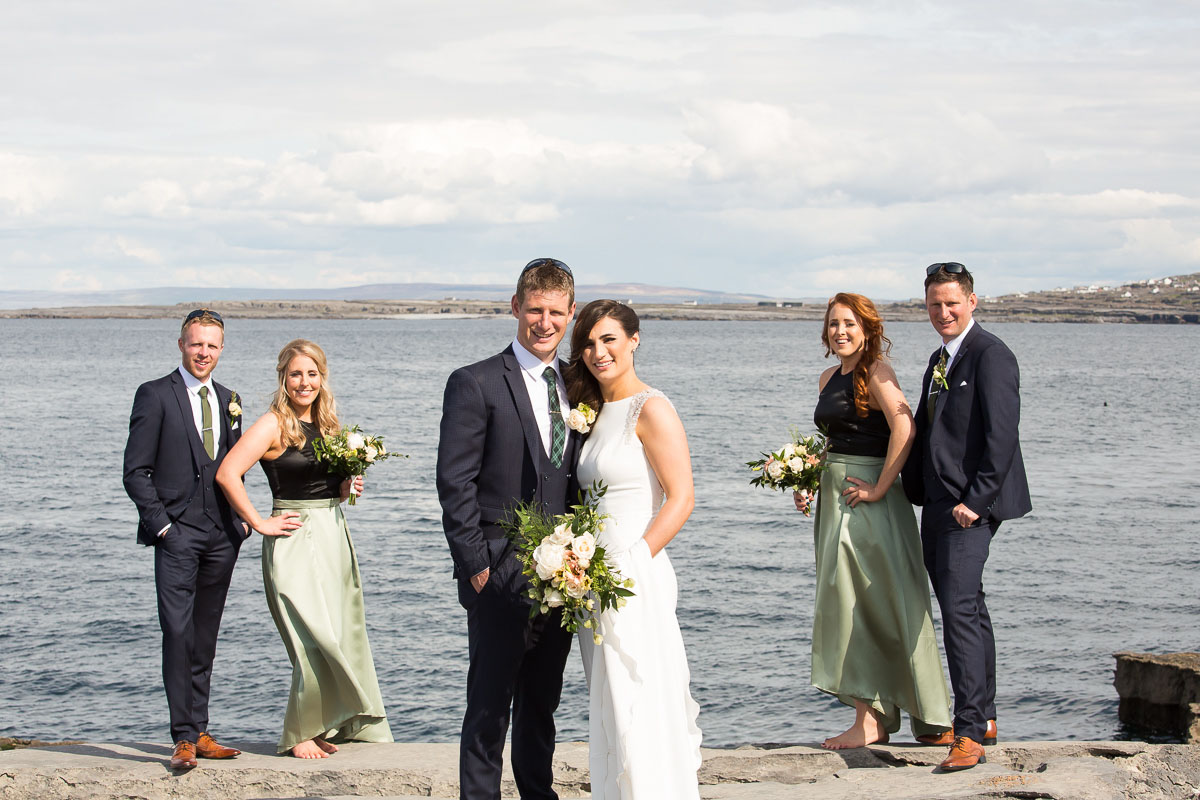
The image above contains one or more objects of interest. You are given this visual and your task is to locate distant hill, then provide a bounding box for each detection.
[0,282,776,310]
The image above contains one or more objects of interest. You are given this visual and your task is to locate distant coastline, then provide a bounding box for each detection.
[3,273,1198,323]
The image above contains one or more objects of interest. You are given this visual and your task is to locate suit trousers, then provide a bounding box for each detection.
[458,543,573,800]
[154,515,241,743]
[920,499,999,744]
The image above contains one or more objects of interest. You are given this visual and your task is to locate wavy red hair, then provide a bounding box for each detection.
[821,293,892,417]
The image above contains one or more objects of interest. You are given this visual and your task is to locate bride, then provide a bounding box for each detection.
[564,299,702,799]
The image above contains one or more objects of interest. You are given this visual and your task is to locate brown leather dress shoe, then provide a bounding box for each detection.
[196,732,241,759]
[917,719,998,747]
[939,736,986,771]
[170,740,198,770]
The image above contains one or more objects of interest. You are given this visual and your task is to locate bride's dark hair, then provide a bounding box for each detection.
[566,299,640,413]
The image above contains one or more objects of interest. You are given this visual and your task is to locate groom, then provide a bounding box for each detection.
[904,263,1031,772]
[122,309,248,770]
[437,258,581,800]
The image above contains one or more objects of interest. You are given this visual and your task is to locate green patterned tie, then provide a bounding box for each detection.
[199,385,216,459]
[542,367,566,468]
[927,348,947,425]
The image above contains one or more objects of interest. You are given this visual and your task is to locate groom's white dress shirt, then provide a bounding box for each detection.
[511,339,569,460]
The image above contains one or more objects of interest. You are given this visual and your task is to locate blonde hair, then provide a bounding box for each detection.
[270,339,339,448]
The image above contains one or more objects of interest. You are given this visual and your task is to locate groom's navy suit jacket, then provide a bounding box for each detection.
[436,345,580,583]
[123,369,246,546]
[903,323,1031,523]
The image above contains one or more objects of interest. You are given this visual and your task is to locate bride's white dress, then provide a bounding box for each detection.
[576,389,702,800]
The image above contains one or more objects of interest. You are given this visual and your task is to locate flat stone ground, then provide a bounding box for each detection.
[2,740,1198,800]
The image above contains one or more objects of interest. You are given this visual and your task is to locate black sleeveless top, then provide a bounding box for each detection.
[259,420,342,500]
[814,368,892,457]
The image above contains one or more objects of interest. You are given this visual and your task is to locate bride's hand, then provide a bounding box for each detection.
[258,511,301,537]
[842,477,880,507]
[340,475,364,502]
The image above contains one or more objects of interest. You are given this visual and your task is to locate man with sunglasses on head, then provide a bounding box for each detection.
[437,259,581,800]
[903,264,1031,772]
[123,309,250,770]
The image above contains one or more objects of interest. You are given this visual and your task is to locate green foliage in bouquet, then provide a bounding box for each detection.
[311,424,405,504]
[502,481,635,642]
[747,427,829,515]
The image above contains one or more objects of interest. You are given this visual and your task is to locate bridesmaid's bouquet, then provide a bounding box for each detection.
[502,481,635,644]
[746,428,829,516]
[311,424,404,504]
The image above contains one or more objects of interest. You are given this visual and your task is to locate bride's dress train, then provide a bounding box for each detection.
[577,389,702,800]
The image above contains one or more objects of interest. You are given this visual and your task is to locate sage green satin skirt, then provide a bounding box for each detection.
[263,498,392,753]
[811,453,952,735]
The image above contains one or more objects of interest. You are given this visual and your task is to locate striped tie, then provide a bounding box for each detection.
[542,367,566,468]
[198,385,216,459]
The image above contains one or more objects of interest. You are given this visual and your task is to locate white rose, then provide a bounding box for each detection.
[782,443,797,458]
[766,460,785,480]
[543,588,565,608]
[567,408,589,433]
[548,523,574,546]
[364,446,378,463]
[787,456,804,471]
[573,532,596,567]
[564,575,589,599]
[533,541,566,580]
[346,432,366,451]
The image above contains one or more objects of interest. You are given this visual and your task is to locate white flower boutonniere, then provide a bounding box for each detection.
[566,402,598,434]
[228,391,243,422]
[932,356,949,391]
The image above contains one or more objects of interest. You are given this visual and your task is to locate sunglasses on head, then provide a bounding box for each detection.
[925,262,966,276]
[184,308,224,326]
[521,258,573,279]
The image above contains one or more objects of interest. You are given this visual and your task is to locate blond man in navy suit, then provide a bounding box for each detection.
[123,309,249,770]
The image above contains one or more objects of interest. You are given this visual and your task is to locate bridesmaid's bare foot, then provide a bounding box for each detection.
[290,739,329,759]
[821,726,890,750]
[821,701,889,750]
[314,736,339,754]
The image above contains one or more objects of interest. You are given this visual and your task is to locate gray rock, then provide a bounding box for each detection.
[1,740,1197,800]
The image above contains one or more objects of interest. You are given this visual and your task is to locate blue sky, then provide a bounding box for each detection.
[2,1,1198,299]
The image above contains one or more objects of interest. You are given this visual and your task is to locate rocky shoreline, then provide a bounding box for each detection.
[1,739,1197,799]
[2,272,1199,324]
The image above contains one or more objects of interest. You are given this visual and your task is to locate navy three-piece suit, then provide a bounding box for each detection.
[436,345,581,800]
[123,368,248,744]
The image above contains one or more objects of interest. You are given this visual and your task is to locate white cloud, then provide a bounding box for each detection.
[1,1,1199,297]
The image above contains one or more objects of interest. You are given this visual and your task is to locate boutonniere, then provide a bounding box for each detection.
[932,356,949,391]
[566,402,598,434]
[228,391,243,422]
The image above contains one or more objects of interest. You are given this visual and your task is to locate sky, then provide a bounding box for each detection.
[2,1,1198,299]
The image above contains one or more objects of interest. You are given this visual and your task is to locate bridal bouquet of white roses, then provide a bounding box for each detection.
[746,428,829,516]
[311,424,404,505]
[503,481,635,644]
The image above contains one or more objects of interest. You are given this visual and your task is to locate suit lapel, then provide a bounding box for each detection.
[502,348,546,465]
[932,323,982,426]
[169,371,203,467]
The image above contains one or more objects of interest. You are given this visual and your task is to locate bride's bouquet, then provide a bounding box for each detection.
[311,424,404,504]
[746,428,829,516]
[502,481,635,644]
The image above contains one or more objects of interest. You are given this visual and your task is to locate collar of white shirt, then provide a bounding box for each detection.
[511,338,563,382]
[177,364,215,396]
[943,317,976,366]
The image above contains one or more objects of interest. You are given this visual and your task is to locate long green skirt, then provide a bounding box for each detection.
[264,498,392,753]
[811,453,952,736]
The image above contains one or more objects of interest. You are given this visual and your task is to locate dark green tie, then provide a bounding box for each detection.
[926,348,947,425]
[199,385,216,459]
[542,367,566,468]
